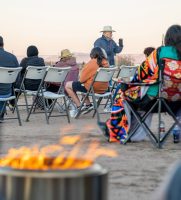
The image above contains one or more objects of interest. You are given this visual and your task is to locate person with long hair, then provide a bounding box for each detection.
[100,24,181,144]
[65,47,109,118]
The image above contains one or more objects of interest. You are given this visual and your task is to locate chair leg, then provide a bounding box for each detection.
[14,98,22,126]
[157,99,162,148]
[75,93,89,119]
[63,97,70,123]
[92,97,102,118]
[42,97,49,124]
[26,96,38,122]
[48,99,57,119]
[92,92,100,122]
[123,101,159,147]
[24,92,29,114]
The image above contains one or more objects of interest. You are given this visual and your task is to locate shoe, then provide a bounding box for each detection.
[80,104,89,111]
[82,104,94,115]
[97,121,109,140]
[104,106,112,113]
[104,103,112,113]
[69,109,78,118]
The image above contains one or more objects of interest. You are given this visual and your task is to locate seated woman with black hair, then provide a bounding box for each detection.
[100,24,181,144]
[65,47,109,118]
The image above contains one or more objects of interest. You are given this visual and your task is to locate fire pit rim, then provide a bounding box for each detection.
[0,163,107,178]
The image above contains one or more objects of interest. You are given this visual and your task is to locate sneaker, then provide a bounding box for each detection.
[104,104,112,113]
[104,106,112,113]
[69,109,78,118]
[82,104,94,115]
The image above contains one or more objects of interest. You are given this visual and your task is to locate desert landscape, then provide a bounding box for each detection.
[0,100,181,200]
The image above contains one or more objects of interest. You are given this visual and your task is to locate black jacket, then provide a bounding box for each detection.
[17,56,45,91]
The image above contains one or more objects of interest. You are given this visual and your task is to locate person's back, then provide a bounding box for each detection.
[0,36,19,121]
[79,58,109,93]
[0,37,19,95]
[18,45,45,91]
[55,52,79,88]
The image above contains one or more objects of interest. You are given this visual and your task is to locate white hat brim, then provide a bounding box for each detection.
[100,30,115,32]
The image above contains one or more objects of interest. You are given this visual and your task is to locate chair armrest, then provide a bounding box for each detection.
[112,78,159,86]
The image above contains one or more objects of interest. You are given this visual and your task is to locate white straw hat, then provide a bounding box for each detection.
[100,26,115,32]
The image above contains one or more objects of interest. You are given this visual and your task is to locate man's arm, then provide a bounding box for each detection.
[113,40,123,54]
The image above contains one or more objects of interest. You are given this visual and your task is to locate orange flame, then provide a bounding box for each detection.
[0,134,117,170]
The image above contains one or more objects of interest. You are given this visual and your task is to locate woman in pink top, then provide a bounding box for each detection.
[47,49,79,93]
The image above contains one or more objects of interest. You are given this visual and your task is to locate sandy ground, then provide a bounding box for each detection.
[0,99,181,200]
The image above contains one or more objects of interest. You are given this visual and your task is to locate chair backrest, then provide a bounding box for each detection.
[95,67,117,82]
[119,65,138,81]
[25,66,47,80]
[44,67,71,83]
[161,58,181,101]
[0,67,22,84]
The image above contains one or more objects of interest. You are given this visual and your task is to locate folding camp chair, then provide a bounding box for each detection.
[75,67,117,120]
[122,61,181,148]
[26,67,71,124]
[16,66,48,113]
[0,67,22,125]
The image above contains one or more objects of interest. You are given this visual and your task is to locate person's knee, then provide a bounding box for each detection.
[65,81,73,90]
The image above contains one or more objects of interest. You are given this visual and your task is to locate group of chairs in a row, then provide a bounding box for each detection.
[0,65,119,126]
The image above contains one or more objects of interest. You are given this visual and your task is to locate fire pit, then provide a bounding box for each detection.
[0,135,116,200]
[0,163,107,200]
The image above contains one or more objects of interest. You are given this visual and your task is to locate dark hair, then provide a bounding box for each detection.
[143,47,155,57]
[90,47,107,67]
[164,24,181,55]
[0,36,4,47]
[27,45,39,57]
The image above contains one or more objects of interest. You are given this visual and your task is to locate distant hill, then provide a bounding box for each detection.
[17,52,145,65]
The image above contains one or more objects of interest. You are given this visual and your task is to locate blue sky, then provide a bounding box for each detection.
[0,0,181,55]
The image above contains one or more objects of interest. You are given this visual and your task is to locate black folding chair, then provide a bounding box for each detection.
[123,61,181,148]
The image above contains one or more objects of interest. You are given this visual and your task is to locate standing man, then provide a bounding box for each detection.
[0,36,19,122]
[94,26,123,65]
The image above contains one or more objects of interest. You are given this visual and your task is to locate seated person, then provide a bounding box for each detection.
[100,24,181,144]
[65,47,109,117]
[16,45,45,91]
[0,36,19,122]
[47,49,79,93]
[143,47,155,58]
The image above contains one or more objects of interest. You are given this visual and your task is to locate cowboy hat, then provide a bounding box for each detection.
[100,26,115,32]
[60,49,73,59]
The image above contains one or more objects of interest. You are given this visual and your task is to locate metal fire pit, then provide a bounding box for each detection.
[0,163,108,200]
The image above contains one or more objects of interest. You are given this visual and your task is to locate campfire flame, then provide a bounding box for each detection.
[0,135,117,170]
